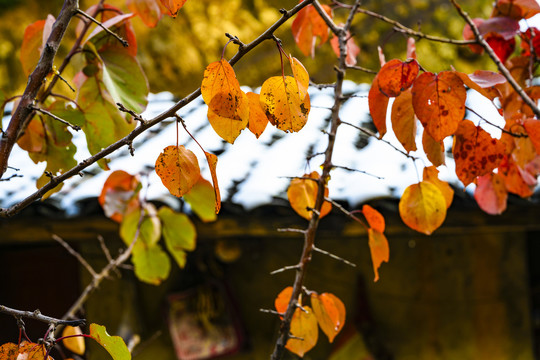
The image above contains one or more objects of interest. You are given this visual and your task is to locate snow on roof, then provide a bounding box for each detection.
[1,81,505,216]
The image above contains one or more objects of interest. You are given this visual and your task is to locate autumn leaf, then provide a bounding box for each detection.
[19,15,54,77]
[291,2,332,57]
[158,207,196,268]
[499,156,536,197]
[412,71,466,142]
[159,0,187,17]
[368,75,389,138]
[286,306,318,357]
[86,12,138,57]
[99,170,141,223]
[287,171,331,220]
[155,145,201,197]
[260,76,310,133]
[377,59,419,97]
[523,118,540,154]
[452,120,505,186]
[17,342,52,360]
[474,172,508,215]
[120,202,161,246]
[492,0,540,19]
[368,228,390,282]
[311,292,346,343]
[89,324,131,360]
[207,90,249,144]
[407,37,417,59]
[0,343,18,360]
[246,92,269,138]
[17,117,46,153]
[330,30,360,66]
[391,88,417,152]
[131,241,171,284]
[201,59,243,119]
[422,129,445,167]
[127,0,164,28]
[289,56,310,100]
[362,204,385,232]
[399,181,447,235]
[422,166,454,209]
[62,326,85,355]
[455,71,505,101]
[183,176,218,222]
[203,151,221,214]
[275,286,294,317]
[486,33,516,63]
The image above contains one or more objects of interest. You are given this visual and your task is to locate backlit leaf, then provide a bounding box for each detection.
[391,89,417,152]
[368,228,389,282]
[422,130,445,167]
[275,286,294,317]
[207,90,249,144]
[474,173,508,215]
[246,92,269,138]
[127,0,163,28]
[399,181,447,235]
[201,59,243,119]
[452,120,505,186]
[290,56,309,100]
[204,151,221,214]
[184,176,218,222]
[260,76,310,133]
[159,0,187,17]
[422,166,454,209]
[492,0,540,19]
[131,241,171,284]
[120,202,161,246]
[412,71,466,142]
[87,12,137,57]
[158,207,196,268]
[17,342,52,360]
[377,59,419,97]
[286,306,318,358]
[89,323,131,360]
[455,71,504,101]
[311,292,346,343]
[287,171,331,220]
[523,118,540,154]
[362,204,385,232]
[0,343,18,360]
[62,326,85,355]
[499,156,536,197]
[486,33,516,63]
[330,30,360,66]
[17,117,46,153]
[99,170,141,223]
[368,75,389,138]
[155,145,200,197]
[19,16,54,77]
[291,2,332,57]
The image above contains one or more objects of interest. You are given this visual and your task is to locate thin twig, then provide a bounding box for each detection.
[31,106,81,131]
[277,228,307,234]
[270,264,301,275]
[76,9,129,47]
[0,305,85,327]
[117,103,145,123]
[53,234,97,277]
[97,235,113,263]
[312,246,357,267]
[465,106,527,138]
[333,164,384,179]
[325,197,368,228]
[0,174,22,181]
[259,309,283,316]
[347,65,378,74]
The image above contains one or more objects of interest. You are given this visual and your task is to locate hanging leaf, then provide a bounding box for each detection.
[412,71,466,142]
[62,326,86,355]
[368,75,389,139]
[455,71,505,101]
[474,173,508,215]
[275,286,294,317]
[499,156,536,197]
[183,176,218,222]
[207,90,249,144]
[120,203,161,246]
[462,18,485,54]
[99,170,141,223]
[368,228,390,282]
[131,241,171,284]
[486,33,516,63]
[19,15,54,77]
[17,342,52,360]
[291,2,332,57]
[329,30,360,67]
[452,120,505,186]
[362,204,385,232]
[377,59,419,97]
[203,151,221,214]
[407,37,417,59]
[260,76,310,133]
[391,89,417,152]
[201,59,243,119]
[17,117,46,153]
[290,56,310,100]
[287,171,331,220]
[127,0,164,28]
[286,306,319,358]
[246,92,269,138]
[422,166,454,209]
[89,324,131,360]
[159,0,187,17]
[422,129,445,167]
[155,145,201,197]
[311,292,346,343]
[158,207,196,268]
[0,343,18,360]
[523,118,540,154]
[399,181,447,235]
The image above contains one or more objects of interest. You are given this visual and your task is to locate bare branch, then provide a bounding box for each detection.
[76,9,129,47]
[31,106,81,131]
[53,234,97,277]
[270,264,301,275]
[0,305,85,327]
[312,246,357,267]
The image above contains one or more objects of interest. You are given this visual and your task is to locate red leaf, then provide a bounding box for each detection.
[368,75,389,139]
[274,286,293,317]
[159,0,187,17]
[462,18,485,54]
[499,156,536,197]
[520,27,540,56]
[127,0,164,28]
[474,172,508,215]
[486,33,516,63]
[377,59,419,97]
[291,2,332,57]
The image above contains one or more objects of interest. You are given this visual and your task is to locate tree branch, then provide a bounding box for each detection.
[0,305,85,327]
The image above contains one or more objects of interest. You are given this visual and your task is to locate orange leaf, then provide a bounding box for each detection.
[99,170,141,223]
[368,75,389,139]
[377,59,419,97]
[399,181,447,235]
[412,71,466,142]
[368,228,390,282]
[20,16,54,77]
[452,120,505,186]
[246,92,269,138]
[422,166,454,209]
[260,76,310,133]
[291,2,332,57]
[203,151,221,214]
[311,292,346,343]
[391,89,417,152]
[474,172,508,215]
[207,90,249,144]
[499,156,536,197]
[330,30,360,66]
[422,129,445,167]
[523,118,540,154]
[201,59,243,119]
[275,286,294,317]
[455,71,505,101]
[17,342,52,360]
[155,145,200,197]
[362,204,385,232]
[492,0,540,19]
[286,306,318,357]
[159,0,187,17]
[289,56,310,100]
[0,343,18,360]
[62,326,86,355]
[17,117,46,153]
[127,0,164,27]
[287,171,331,220]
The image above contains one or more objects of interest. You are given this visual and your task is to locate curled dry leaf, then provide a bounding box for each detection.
[155,145,200,197]
[368,228,390,282]
[287,171,331,220]
[311,292,346,343]
[62,326,86,355]
[399,181,447,235]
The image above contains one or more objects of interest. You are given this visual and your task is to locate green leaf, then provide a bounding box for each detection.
[89,323,131,360]
[183,177,218,222]
[132,242,171,285]
[120,203,161,246]
[158,207,196,268]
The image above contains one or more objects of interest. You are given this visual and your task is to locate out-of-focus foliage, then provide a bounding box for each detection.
[0,0,493,96]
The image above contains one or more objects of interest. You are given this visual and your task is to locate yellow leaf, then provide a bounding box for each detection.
[289,56,309,100]
[183,176,218,222]
[201,59,243,119]
[207,90,249,144]
[260,76,310,132]
[368,228,389,282]
[422,166,454,209]
[155,145,200,197]
[287,171,331,220]
[286,306,318,358]
[62,326,85,355]
[311,293,346,343]
[399,181,447,235]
